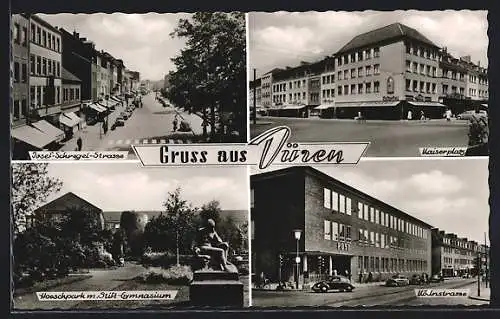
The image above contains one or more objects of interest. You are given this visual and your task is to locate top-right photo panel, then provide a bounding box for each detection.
[248,11,489,157]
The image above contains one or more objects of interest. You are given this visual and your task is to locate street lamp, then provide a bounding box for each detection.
[293,229,302,290]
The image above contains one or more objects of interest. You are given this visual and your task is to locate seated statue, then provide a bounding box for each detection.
[193,219,237,273]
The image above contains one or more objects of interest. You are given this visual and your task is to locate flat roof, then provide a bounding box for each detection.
[251,166,434,229]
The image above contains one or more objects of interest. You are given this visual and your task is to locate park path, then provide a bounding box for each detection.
[13,262,149,310]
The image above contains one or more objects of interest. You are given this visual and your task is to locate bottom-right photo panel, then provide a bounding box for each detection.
[250,158,489,307]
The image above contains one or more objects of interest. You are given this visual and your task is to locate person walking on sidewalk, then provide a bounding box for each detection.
[173,116,178,132]
[76,136,83,151]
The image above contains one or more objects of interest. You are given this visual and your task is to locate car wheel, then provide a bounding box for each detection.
[320,286,328,293]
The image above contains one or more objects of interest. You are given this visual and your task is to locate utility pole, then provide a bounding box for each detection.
[477,251,481,297]
[253,69,257,125]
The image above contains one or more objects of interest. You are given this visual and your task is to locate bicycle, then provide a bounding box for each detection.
[255,278,271,289]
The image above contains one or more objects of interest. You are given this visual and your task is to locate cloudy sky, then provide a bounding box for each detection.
[249,10,488,76]
[39,13,191,81]
[42,163,248,211]
[251,158,489,244]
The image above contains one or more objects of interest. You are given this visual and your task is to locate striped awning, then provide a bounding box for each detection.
[336,101,401,108]
[11,125,55,149]
[408,101,446,107]
[59,112,80,128]
[31,120,65,141]
[315,104,335,110]
[282,105,307,110]
[88,103,106,112]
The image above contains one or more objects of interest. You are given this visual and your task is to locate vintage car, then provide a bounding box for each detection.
[429,274,445,283]
[311,275,355,293]
[386,275,410,287]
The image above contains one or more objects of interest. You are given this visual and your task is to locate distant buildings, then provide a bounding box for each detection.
[11,14,30,128]
[253,22,488,119]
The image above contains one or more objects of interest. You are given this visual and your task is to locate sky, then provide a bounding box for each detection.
[251,158,489,244]
[39,13,192,81]
[249,10,489,77]
[41,163,249,211]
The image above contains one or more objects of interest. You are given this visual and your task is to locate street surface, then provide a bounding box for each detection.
[13,262,149,310]
[250,116,469,157]
[61,93,204,158]
[252,278,488,307]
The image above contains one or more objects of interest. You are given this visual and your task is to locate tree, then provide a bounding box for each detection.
[199,200,222,224]
[162,188,197,265]
[167,12,246,141]
[120,211,148,257]
[11,163,63,235]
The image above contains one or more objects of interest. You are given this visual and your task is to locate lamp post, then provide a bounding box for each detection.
[293,229,302,290]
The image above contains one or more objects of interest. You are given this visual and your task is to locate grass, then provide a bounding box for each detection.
[14,275,92,297]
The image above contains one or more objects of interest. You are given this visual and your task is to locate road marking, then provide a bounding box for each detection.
[142,139,149,144]
[125,139,131,145]
[160,139,167,144]
[151,139,157,144]
[116,140,123,145]
[168,139,175,144]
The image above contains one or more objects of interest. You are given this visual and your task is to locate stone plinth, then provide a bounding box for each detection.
[189,270,243,307]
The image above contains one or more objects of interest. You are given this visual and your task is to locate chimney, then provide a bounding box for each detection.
[73,31,79,38]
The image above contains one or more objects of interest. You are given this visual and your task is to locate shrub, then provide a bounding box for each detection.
[139,265,193,286]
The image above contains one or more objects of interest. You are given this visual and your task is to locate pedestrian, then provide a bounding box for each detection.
[407,109,413,121]
[359,271,363,284]
[173,117,178,132]
[368,271,373,283]
[420,110,425,121]
[445,108,452,121]
[76,136,83,151]
[345,270,351,281]
[333,269,338,276]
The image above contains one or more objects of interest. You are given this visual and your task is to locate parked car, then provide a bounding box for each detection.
[410,274,424,285]
[429,274,444,283]
[312,275,355,293]
[462,274,471,279]
[456,110,488,121]
[386,275,410,287]
[114,118,125,127]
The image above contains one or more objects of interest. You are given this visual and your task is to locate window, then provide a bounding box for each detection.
[366,82,371,93]
[36,56,41,75]
[351,84,356,94]
[57,86,61,104]
[346,197,351,215]
[21,26,27,46]
[370,207,375,222]
[36,26,41,44]
[13,23,20,43]
[359,228,364,242]
[374,64,380,75]
[324,188,331,208]
[70,88,75,100]
[36,86,41,106]
[358,83,363,94]
[338,71,342,80]
[358,202,363,219]
[381,234,386,248]
[365,65,372,76]
[42,58,47,75]
[357,51,363,61]
[13,100,20,119]
[31,23,35,41]
[406,60,411,72]
[344,85,348,95]
[406,79,411,91]
[332,190,339,211]
[370,231,375,245]
[324,220,331,240]
[21,99,27,117]
[76,88,80,100]
[48,33,52,48]
[343,70,349,80]
[14,62,19,82]
[42,30,47,47]
[363,204,369,220]
[30,86,35,106]
[56,38,60,52]
[364,230,369,243]
[346,226,351,241]
[21,63,27,82]
[339,224,345,240]
[332,222,339,241]
[57,62,60,77]
[339,194,345,213]
[374,47,380,58]
[30,55,35,75]
[374,81,380,93]
[365,49,371,59]
[375,233,380,247]
[351,69,356,78]
[350,53,355,63]
[337,57,342,66]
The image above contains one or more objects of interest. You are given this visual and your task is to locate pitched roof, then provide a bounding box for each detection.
[62,67,82,82]
[35,192,102,214]
[336,22,438,55]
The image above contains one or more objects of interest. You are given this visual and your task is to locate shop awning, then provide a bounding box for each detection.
[59,112,80,128]
[11,125,55,149]
[66,112,83,123]
[97,102,110,109]
[408,101,445,107]
[315,104,335,110]
[31,120,65,141]
[482,104,488,108]
[110,96,122,102]
[336,101,401,108]
[88,103,106,113]
[282,105,307,110]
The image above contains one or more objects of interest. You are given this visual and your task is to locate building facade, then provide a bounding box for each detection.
[251,166,433,287]
[432,230,482,277]
[249,78,262,108]
[60,67,83,138]
[29,14,63,122]
[11,14,30,128]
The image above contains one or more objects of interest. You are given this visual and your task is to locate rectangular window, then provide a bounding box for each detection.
[21,63,27,83]
[374,81,380,93]
[30,55,35,75]
[76,88,80,100]
[338,71,342,81]
[374,47,380,58]
[346,197,351,215]
[358,83,363,94]
[406,60,411,72]
[339,224,345,240]
[375,209,379,224]
[339,194,345,213]
[42,58,47,75]
[381,234,386,248]
[374,64,380,75]
[375,233,380,247]
[324,188,331,209]
[365,49,371,59]
[370,231,375,245]
[364,230,369,243]
[346,226,351,241]
[366,82,371,93]
[343,70,349,80]
[358,67,363,77]
[324,220,331,240]
[332,222,339,241]
[48,58,52,74]
[365,66,372,76]
[358,202,363,219]
[332,190,339,211]
[363,204,369,220]
[14,62,19,82]
[351,84,356,94]
[57,62,60,77]
[351,69,356,78]
[370,207,375,222]
[36,56,41,75]
[359,228,364,242]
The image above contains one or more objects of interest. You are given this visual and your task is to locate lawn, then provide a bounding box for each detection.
[14,274,92,297]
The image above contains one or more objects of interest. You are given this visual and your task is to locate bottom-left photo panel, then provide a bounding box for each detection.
[11,162,250,309]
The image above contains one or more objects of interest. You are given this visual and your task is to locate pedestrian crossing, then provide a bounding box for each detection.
[108,138,194,146]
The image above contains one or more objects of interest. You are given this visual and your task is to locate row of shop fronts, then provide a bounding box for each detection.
[11,95,124,159]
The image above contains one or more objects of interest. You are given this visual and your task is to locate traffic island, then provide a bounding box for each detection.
[189,270,244,307]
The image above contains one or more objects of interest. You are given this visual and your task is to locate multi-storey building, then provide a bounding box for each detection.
[97,51,109,98]
[29,14,63,123]
[115,59,125,95]
[59,67,83,138]
[251,166,433,287]
[11,14,30,128]
[317,58,336,117]
[249,78,262,108]
[333,22,444,120]
[260,68,281,108]
[432,230,481,277]
[59,29,96,103]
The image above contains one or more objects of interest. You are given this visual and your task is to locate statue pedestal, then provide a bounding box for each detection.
[189,270,243,307]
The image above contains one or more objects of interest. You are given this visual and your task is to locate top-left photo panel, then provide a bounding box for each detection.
[11,13,247,160]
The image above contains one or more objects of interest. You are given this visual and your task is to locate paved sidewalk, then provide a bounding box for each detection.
[256,116,469,126]
[469,286,490,302]
[173,107,206,136]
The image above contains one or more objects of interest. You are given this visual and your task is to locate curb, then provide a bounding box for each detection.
[468,295,490,302]
[258,116,469,126]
